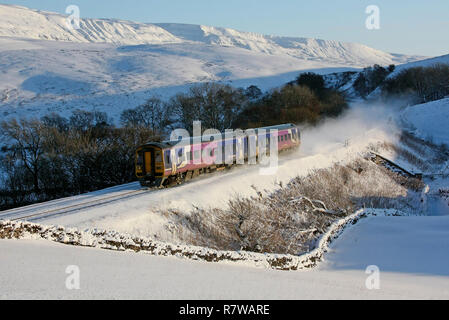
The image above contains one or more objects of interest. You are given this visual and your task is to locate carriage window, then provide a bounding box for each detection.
[281,135,284,142]
[194,150,200,160]
[165,151,171,164]
[186,151,192,161]
[288,134,292,140]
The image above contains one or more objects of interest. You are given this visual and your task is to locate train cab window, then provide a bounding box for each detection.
[155,150,162,162]
[177,149,183,158]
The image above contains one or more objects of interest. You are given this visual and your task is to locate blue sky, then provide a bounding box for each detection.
[2,0,448,56]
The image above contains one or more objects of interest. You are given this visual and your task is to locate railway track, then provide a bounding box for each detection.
[0,184,154,222]
[0,182,140,215]
[368,152,423,180]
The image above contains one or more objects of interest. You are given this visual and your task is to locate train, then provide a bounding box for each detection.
[135,123,301,187]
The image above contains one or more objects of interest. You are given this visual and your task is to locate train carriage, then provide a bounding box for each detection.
[136,123,301,187]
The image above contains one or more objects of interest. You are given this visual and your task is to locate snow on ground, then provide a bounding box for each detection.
[1,224,449,299]
[322,215,449,277]
[401,98,449,146]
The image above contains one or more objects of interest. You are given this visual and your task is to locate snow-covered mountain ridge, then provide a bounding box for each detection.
[0,4,422,65]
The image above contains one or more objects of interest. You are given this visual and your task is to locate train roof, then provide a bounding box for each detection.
[141,123,299,149]
[258,123,297,131]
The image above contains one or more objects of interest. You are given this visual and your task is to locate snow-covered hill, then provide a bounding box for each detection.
[323,54,449,100]
[154,23,421,66]
[0,4,422,65]
[0,4,427,123]
[401,98,449,145]
[0,4,181,44]
[389,54,449,77]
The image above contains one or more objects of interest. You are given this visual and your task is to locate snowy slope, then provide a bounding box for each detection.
[322,215,449,277]
[0,5,181,44]
[389,54,449,78]
[364,54,449,100]
[155,23,421,65]
[0,37,356,122]
[401,98,449,145]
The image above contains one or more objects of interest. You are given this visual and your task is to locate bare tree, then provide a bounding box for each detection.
[121,97,173,135]
[1,118,46,193]
[169,83,246,132]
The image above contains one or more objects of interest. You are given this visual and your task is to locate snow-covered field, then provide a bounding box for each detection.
[2,213,449,300]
